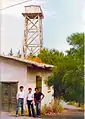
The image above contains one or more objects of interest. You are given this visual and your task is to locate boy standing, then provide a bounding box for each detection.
[16,86,24,117]
[34,88,44,117]
[26,88,35,117]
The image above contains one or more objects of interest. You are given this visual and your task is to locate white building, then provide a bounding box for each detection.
[0,55,54,112]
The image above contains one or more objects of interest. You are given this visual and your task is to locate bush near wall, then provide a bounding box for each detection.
[41,100,64,116]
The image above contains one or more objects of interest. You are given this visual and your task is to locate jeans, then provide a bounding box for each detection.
[35,101,41,116]
[16,98,24,115]
[27,100,35,117]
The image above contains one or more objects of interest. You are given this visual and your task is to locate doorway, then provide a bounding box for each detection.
[36,76,42,92]
[1,82,18,112]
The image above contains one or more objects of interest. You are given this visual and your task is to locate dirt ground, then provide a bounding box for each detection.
[43,109,84,119]
[0,109,84,119]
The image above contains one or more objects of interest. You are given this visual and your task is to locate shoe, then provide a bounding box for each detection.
[16,114,18,117]
[21,114,24,116]
[38,115,41,118]
[33,115,36,118]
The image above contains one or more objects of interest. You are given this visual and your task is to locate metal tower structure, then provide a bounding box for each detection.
[22,5,44,58]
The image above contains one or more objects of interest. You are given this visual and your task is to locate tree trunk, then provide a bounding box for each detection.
[78,102,81,107]
[54,85,60,99]
[54,86,57,99]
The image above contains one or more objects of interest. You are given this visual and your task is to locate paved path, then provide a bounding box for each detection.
[0,110,84,119]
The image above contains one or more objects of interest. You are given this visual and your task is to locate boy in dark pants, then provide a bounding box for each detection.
[26,88,35,117]
[16,86,24,117]
[34,88,44,117]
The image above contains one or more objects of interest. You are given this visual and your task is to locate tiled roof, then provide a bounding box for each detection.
[0,55,54,70]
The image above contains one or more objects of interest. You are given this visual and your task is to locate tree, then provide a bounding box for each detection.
[39,48,64,66]
[39,49,76,99]
[39,33,84,106]
[17,50,21,58]
[63,32,84,106]
[62,69,84,106]
[8,48,13,56]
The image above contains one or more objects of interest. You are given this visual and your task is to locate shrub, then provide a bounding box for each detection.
[41,100,64,115]
[53,100,64,113]
[67,101,78,107]
[80,104,84,110]
[41,105,47,115]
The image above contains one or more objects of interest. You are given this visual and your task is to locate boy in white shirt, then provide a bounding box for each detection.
[26,88,35,117]
[16,86,24,117]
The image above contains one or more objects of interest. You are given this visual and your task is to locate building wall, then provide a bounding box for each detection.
[0,58,53,106]
[41,71,54,106]
[27,68,54,106]
[0,58,27,89]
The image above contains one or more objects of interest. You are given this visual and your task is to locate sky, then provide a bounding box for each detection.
[0,0,85,55]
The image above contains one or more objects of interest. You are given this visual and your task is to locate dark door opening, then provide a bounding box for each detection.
[36,76,42,92]
[1,82,18,112]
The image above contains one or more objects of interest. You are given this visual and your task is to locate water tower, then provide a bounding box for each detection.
[22,5,44,58]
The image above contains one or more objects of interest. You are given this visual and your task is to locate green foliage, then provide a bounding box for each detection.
[17,50,21,58]
[63,33,84,104]
[39,32,84,105]
[67,101,78,107]
[39,49,64,66]
[67,32,84,47]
